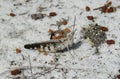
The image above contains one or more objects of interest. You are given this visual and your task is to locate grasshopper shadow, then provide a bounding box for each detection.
[57,41,82,53]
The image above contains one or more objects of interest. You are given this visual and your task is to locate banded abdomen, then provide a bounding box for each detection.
[24,37,72,53]
[24,41,59,52]
[24,29,74,52]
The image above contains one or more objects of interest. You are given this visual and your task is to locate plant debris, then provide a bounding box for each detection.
[106,40,115,45]
[93,1,117,13]
[31,13,46,20]
[10,13,16,17]
[87,16,94,20]
[82,24,107,53]
[62,19,68,25]
[85,6,90,11]
[49,12,57,17]
[11,69,21,75]
[100,26,108,31]
[16,48,21,54]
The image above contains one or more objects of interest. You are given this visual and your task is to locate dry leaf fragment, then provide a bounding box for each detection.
[11,69,21,75]
[101,6,108,13]
[106,40,115,45]
[94,1,116,13]
[106,7,116,13]
[49,12,57,17]
[62,20,68,25]
[101,6,116,13]
[10,13,16,16]
[87,16,94,20]
[100,26,108,31]
[16,48,21,54]
[85,6,90,11]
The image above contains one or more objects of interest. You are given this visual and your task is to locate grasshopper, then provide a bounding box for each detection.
[24,28,75,53]
[24,16,76,54]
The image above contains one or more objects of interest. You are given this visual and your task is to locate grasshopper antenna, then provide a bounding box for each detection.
[66,16,76,58]
[72,16,78,57]
[72,16,76,43]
